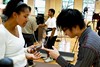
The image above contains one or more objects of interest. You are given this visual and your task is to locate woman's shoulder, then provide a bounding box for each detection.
[0,24,6,37]
[0,24,5,30]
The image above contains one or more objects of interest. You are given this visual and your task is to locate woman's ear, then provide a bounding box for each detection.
[12,12,18,19]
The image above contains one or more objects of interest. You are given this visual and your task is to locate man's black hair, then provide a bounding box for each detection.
[56,9,86,30]
[28,6,31,12]
[49,8,55,15]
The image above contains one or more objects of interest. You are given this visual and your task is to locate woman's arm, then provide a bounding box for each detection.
[0,30,6,59]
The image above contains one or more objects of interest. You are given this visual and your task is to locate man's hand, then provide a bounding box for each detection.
[42,46,60,60]
[38,24,47,28]
[50,27,56,39]
[99,27,100,29]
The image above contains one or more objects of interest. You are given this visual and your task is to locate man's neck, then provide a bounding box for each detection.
[50,15,54,18]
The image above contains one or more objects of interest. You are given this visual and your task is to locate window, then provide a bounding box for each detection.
[23,0,27,4]
[62,0,74,9]
[0,0,10,9]
[83,0,95,21]
[34,0,45,15]
[3,0,10,4]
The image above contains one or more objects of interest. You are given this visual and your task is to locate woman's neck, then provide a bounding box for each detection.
[3,19,19,37]
[3,19,17,31]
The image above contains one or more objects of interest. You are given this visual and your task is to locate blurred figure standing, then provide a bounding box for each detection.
[43,8,57,63]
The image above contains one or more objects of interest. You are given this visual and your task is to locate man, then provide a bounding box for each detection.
[43,9,100,67]
[43,8,58,63]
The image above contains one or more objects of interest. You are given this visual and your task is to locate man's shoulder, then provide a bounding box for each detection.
[28,15,36,23]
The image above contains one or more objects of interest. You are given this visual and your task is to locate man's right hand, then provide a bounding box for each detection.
[42,46,60,60]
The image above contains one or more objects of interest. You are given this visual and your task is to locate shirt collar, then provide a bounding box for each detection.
[78,27,91,45]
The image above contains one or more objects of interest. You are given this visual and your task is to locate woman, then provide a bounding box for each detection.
[0,0,41,67]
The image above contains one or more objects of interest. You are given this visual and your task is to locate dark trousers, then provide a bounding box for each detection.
[22,33,34,65]
[44,36,57,57]
[44,36,57,49]
[22,33,34,47]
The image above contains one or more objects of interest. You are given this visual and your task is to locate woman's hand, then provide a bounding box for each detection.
[27,45,35,53]
[42,46,60,60]
[26,51,41,60]
[27,43,40,53]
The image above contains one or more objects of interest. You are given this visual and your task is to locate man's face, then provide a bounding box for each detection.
[48,10,53,17]
[62,28,76,38]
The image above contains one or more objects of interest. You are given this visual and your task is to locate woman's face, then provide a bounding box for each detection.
[16,8,30,27]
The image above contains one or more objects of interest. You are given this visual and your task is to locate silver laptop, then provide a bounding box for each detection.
[40,49,74,62]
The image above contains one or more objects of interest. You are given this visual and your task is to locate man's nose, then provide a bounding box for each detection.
[26,18,28,22]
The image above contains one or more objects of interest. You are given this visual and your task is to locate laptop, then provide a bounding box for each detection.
[40,49,75,62]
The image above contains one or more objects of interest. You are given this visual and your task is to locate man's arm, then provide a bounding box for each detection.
[50,27,56,39]
[56,47,96,67]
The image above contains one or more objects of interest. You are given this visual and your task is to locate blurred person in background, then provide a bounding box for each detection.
[42,8,57,63]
